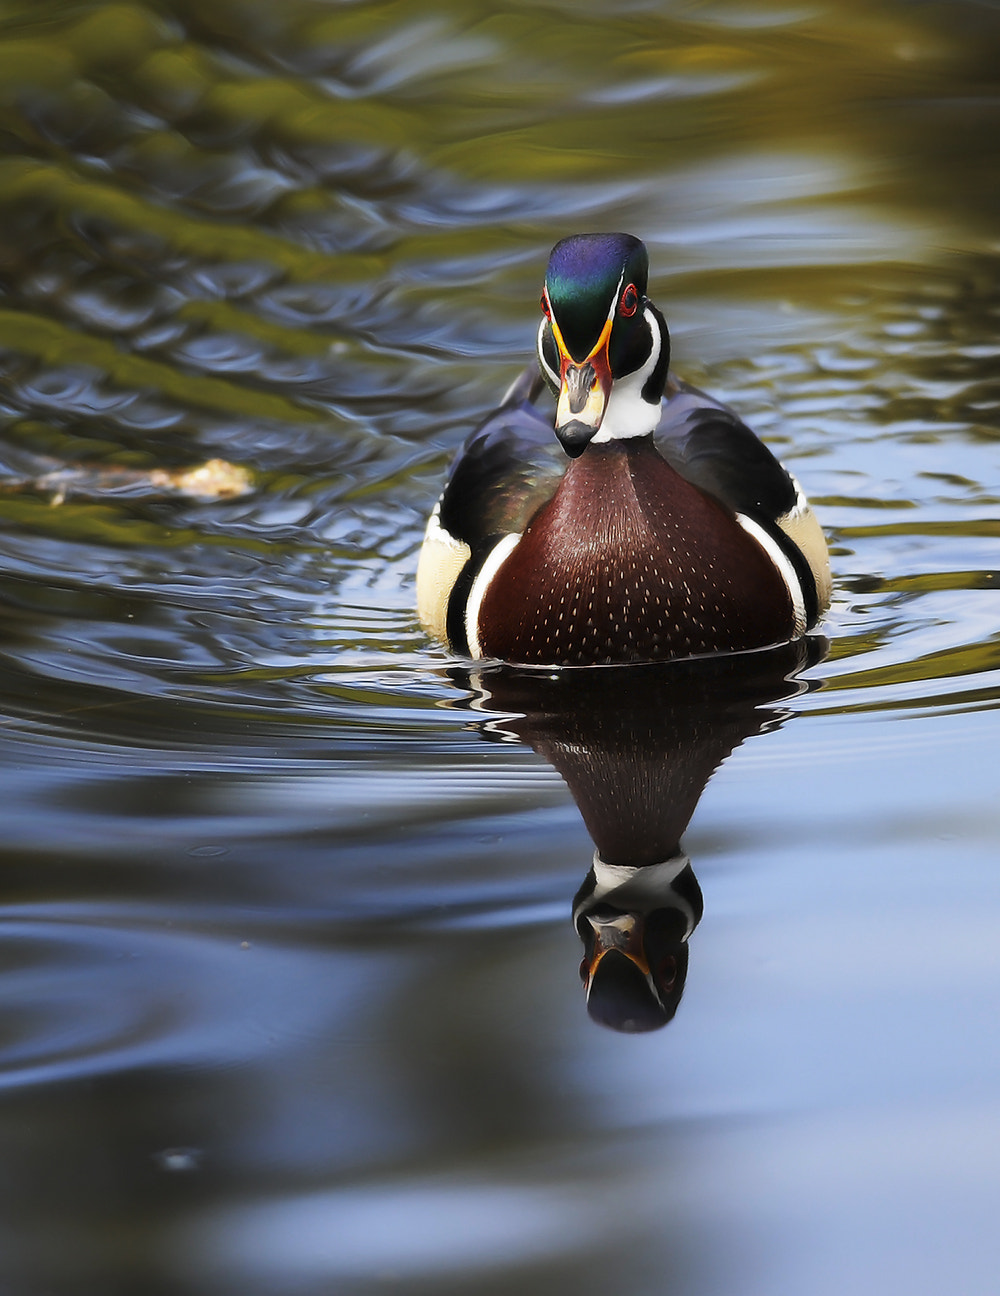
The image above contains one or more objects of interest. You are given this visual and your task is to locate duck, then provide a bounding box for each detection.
[417,232,831,667]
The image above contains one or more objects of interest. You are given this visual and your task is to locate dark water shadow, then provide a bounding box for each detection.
[451,640,825,1033]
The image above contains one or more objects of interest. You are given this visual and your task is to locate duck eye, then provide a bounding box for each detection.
[540,292,551,320]
[619,284,638,317]
[657,955,677,990]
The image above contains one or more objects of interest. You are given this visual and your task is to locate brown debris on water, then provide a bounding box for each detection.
[1,458,254,505]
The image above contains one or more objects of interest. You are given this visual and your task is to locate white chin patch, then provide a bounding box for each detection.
[592,376,659,441]
[592,306,661,442]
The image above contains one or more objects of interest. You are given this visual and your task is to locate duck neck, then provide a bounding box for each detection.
[591,302,667,443]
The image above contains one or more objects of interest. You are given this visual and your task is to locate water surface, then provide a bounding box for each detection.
[1,1,999,1292]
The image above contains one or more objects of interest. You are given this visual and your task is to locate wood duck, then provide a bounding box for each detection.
[418,232,831,666]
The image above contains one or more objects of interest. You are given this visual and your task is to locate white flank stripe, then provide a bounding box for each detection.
[465,534,522,660]
[735,512,807,637]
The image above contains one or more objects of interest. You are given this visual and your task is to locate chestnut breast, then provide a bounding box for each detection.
[475,438,794,665]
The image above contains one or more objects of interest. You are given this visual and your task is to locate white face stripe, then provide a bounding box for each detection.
[605,265,627,325]
[734,512,807,637]
[536,317,559,388]
[591,305,662,441]
[465,533,522,659]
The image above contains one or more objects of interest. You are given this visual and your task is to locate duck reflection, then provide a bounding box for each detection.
[458,640,823,1032]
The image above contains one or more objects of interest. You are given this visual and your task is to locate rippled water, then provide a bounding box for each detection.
[1,1,999,1292]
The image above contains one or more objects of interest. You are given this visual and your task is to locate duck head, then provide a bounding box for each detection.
[574,856,703,1033]
[537,233,670,457]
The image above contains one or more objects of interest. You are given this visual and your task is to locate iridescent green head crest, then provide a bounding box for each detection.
[545,233,648,361]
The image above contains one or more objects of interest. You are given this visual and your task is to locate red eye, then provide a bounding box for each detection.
[540,292,551,320]
[619,284,638,317]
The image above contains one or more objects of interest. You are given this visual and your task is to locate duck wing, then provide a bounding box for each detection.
[654,377,799,523]
[417,365,566,650]
[437,365,565,551]
[655,376,831,620]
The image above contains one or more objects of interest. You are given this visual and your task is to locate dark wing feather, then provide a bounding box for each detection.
[655,377,823,625]
[438,365,565,553]
[654,377,798,525]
